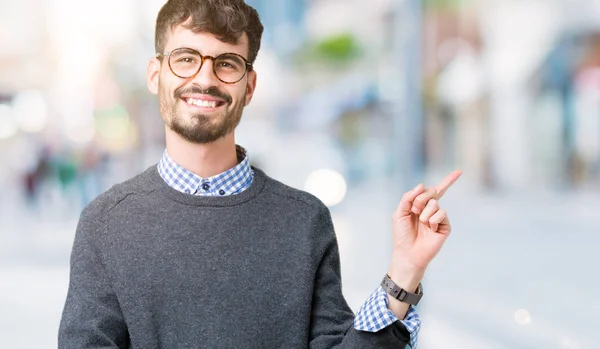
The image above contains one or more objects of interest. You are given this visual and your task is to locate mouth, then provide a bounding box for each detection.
[181,96,227,111]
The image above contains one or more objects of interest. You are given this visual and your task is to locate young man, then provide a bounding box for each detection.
[58,0,461,348]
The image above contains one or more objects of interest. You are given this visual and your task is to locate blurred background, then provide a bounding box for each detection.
[1,0,599,347]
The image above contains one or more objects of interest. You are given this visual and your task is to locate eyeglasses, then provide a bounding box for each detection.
[156,47,253,84]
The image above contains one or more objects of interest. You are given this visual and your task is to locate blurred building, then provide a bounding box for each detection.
[246,0,307,58]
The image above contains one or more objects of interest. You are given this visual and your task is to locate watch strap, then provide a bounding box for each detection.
[381,274,423,305]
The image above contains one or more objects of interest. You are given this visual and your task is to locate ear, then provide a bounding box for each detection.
[147,57,161,95]
[244,69,257,106]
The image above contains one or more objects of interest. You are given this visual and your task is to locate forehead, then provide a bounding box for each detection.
[165,24,249,58]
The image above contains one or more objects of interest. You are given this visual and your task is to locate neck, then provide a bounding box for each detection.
[164,127,239,178]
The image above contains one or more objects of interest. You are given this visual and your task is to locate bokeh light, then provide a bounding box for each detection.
[514,309,532,325]
[63,119,96,145]
[12,90,48,133]
[304,169,347,207]
[0,104,18,140]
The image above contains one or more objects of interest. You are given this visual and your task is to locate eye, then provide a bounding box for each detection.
[218,61,234,68]
[175,56,197,64]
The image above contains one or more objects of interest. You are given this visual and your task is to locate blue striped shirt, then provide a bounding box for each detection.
[157,146,421,348]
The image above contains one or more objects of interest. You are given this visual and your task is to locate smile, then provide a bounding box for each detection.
[182,97,226,109]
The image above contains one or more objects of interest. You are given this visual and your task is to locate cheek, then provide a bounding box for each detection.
[159,84,178,103]
[158,71,180,95]
[231,86,248,103]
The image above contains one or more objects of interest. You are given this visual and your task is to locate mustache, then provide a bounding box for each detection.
[174,85,232,104]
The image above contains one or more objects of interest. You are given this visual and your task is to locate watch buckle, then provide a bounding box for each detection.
[398,289,407,301]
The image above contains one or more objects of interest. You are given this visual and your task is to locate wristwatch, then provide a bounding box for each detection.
[381,274,423,305]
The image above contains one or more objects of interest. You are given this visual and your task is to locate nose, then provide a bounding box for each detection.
[191,56,219,87]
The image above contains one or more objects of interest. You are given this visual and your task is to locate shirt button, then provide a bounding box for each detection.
[219,190,226,196]
[201,183,210,191]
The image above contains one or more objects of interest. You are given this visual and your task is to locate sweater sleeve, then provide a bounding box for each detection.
[308,207,411,348]
[58,202,129,348]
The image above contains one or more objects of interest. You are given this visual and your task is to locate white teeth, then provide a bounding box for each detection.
[186,98,217,108]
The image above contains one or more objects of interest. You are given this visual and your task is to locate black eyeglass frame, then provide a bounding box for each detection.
[156,47,253,84]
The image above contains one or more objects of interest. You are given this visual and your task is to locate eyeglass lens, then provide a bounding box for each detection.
[168,48,247,83]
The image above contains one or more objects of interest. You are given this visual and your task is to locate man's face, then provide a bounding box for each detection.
[147,24,257,144]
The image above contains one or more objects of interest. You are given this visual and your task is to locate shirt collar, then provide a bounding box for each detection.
[157,145,253,196]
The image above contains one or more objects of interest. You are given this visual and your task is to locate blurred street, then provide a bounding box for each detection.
[1,177,599,348]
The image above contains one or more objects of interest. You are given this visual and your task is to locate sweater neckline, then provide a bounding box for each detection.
[148,164,267,207]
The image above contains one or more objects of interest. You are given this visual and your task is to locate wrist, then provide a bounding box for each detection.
[384,266,424,319]
[381,274,424,306]
[388,256,425,292]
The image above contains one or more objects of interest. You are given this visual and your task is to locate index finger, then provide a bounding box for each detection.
[435,170,462,199]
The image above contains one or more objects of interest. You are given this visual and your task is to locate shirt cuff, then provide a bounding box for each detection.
[354,286,421,348]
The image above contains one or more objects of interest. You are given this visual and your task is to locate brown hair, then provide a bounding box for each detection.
[155,0,264,64]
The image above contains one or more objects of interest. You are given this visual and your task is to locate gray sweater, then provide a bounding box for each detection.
[58,166,410,348]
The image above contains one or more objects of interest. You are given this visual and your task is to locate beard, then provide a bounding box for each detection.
[159,84,244,144]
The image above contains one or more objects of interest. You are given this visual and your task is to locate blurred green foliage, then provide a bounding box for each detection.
[313,33,362,61]
[423,0,473,10]
[293,32,363,70]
